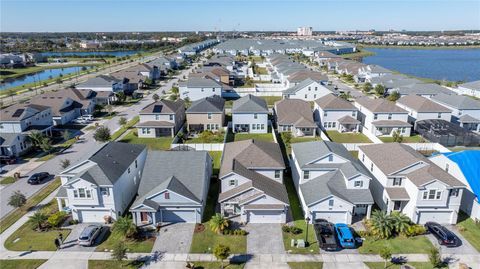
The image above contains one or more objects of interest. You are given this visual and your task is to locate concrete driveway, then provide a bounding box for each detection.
[245,223,285,254]
[425,225,479,255]
[153,223,194,253]
[59,223,108,252]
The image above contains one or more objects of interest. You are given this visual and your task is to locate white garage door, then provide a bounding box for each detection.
[161,210,196,223]
[78,210,110,223]
[313,211,348,224]
[248,210,284,223]
[417,211,452,224]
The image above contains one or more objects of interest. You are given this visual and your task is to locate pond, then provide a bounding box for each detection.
[41,50,141,58]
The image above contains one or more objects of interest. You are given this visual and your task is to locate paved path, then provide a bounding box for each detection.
[153,223,195,254]
[245,223,285,254]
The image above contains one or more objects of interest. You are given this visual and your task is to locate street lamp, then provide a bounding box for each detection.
[305,216,311,247]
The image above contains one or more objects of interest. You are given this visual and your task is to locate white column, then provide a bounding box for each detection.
[56,198,63,212]
[133,212,138,226]
[366,204,372,219]
[152,212,156,225]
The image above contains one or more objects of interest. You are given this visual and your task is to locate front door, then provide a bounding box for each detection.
[141,212,149,223]
[393,201,402,211]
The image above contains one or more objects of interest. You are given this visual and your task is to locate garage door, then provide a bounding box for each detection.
[78,210,110,223]
[417,211,452,224]
[248,210,284,223]
[313,211,348,224]
[161,210,196,223]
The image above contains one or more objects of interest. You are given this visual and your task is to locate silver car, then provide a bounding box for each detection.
[78,225,102,246]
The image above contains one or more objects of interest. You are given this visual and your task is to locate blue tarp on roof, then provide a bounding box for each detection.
[443,150,480,201]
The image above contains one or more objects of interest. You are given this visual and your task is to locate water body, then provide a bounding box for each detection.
[362,48,480,82]
[41,50,141,57]
[1,66,93,91]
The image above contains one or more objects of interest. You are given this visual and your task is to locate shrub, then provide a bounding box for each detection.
[47,211,67,227]
[69,219,79,225]
[403,224,426,237]
[93,126,111,142]
[282,225,302,235]
[429,247,443,268]
[8,191,26,208]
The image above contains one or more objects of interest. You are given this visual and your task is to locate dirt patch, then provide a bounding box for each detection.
[194,223,205,233]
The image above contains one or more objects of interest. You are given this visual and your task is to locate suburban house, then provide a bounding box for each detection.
[274,99,316,137]
[314,93,360,133]
[218,140,289,223]
[76,75,125,93]
[186,95,225,133]
[0,103,53,157]
[136,99,185,138]
[457,80,480,98]
[111,65,153,92]
[356,65,393,83]
[29,88,96,126]
[130,151,212,225]
[389,83,452,97]
[286,71,328,87]
[431,94,480,132]
[358,143,465,224]
[290,141,374,224]
[430,151,480,221]
[283,78,332,101]
[147,56,178,71]
[179,75,224,101]
[232,94,269,134]
[355,97,412,137]
[56,142,147,223]
[396,95,452,125]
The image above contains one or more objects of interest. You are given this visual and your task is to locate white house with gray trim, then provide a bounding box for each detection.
[431,94,480,132]
[396,95,452,125]
[232,94,269,134]
[179,76,224,101]
[291,141,374,224]
[314,93,360,133]
[283,78,332,101]
[457,80,480,98]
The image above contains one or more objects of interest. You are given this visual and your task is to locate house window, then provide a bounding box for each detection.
[354,181,363,188]
[374,114,378,120]
[78,188,86,198]
[388,114,392,120]
[315,87,318,91]
[252,124,256,130]
[303,171,310,180]
[324,111,328,117]
[213,88,216,92]
[323,122,328,128]
[423,189,442,200]
[328,199,334,207]
[362,154,365,162]
[305,94,308,99]
[169,115,174,121]
[393,178,402,186]
[135,160,138,168]
[352,111,356,117]
[370,163,374,172]
[437,113,442,118]
[164,192,170,199]
[254,113,258,119]
[314,94,317,98]
[261,124,264,130]
[73,190,78,198]
[100,188,110,196]
[328,155,333,162]
[332,122,336,128]
[229,179,236,186]
[86,190,92,198]
[308,86,311,91]
[155,115,160,120]
[208,113,212,119]
[445,164,449,173]
[128,168,131,174]
[275,170,281,179]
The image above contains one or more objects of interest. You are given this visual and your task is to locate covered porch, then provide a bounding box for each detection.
[337,115,360,133]
[372,120,411,137]
[136,121,176,138]
[385,187,410,214]
[459,114,480,133]
[55,187,70,213]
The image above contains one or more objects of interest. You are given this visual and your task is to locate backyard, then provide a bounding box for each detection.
[0,259,47,269]
[456,213,480,252]
[326,131,372,143]
[228,130,275,143]
[119,130,172,150]
[380,134,427,143]
[185,131,225,144]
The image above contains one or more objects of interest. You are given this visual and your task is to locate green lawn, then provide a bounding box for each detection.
[288,262,323,269]
[259,96,282,106]
[350,151,359,159]
[185,132,225,144]
[88,260,144,269]
[119,130,172,150]
[191,261,245,269]
[358,236,434,254]
[326,131,372,143]
[456,213,480,252]
[254,66,268,75]
[0,259,47,269]
[380,135,427,143]
[209,151,222,175]
[285,136,322,154]
[232,132,274,142]
[0,176,16,185]
[95,229,155,253]
[365,262,447,269]
[111,116,140,141]
[283,175,319,254]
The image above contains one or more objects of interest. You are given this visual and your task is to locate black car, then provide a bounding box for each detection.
[425,222,457,247]
[313,219,339,251]
[27,172,50,184]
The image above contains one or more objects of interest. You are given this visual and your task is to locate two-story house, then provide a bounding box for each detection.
[136,99,185,138]
[0,103,53,157]
[55,142,147,223]
[283,78,332,101]
[130,151,212,225]
[358,143,465,224]
[290,141,374,224]
[355,97,411,137]
[218,140,289,223]
[431,94,480,132]
[179,75,224,101]
[76,75,125,93]
[457,80,480,98]
[232,94,269,134]
[314,93,360,133]
[186,95,225,133]
[396,95,452,125]
[274,99,316,137]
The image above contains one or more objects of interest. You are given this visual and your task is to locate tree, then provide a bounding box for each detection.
[429,246,443,268]
[152,93,160,102]
[392,130,404,143]
[28,212,48,231]
[170,86,179,94]
[113,216,137,238]
[62,130,71,141]
[369,210,394,239]
[60,159,71,169]
[39,137,53,153]
[374,85,385,96]
[93,126,111,142]
[379,247,392,268]
[47,211,67,227]
[118,117,127,126]
[339,91,352,100]
[28,131,44,149]
[209,213,229,234]
[213,244,230,269]
[387,91,400,102]
[8,191,26,208]
[169,94,178,101]
[184,97,191,108]
[115,92,126,103]
[282,132,292,147]
[363,82,373,93]
[105,104,113,116]
[111,240,128,263]
[390,211,411,235]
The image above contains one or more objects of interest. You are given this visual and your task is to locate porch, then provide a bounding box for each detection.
[337,115,360,133]
[372,120,411,137]
[136,121,176,138]
[385,187,410,214]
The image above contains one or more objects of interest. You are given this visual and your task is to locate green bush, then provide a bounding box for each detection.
[47,211,67,227]
[404,224,427,237]
[282,225,302,235]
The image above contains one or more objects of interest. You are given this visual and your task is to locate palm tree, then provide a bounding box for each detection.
[112,216,137,238]
[390,211,411,235]
[28,212,48,231]
[209,213,229,234]
[370,210,394,239]
[28,131,44,149]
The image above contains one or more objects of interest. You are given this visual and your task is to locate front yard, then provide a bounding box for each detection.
[88,260,144,269]
[190,261,246,269]
[119,130,172,150]
[0,259,47,269]
[326,131,372,143]
[95,228,155,253]
[358,236,434,254]
[456,213,480,252]
[365,262,447,269]
[380,134,427,143]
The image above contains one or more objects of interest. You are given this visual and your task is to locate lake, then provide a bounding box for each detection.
[362,48,480,82]
[0,66,93,91]
[41,50,141,57]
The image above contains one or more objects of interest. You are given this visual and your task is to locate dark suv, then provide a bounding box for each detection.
[27,172,50,184]
[425,222,457,247]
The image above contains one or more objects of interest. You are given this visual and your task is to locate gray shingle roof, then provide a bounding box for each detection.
[283,78,318,95]
[431,94,480,110]
[315,93,357,111]
[397,95,452,113]
[274,99,315,127]
[77,75,121,88]
[0,133,21,146]
[140,99,185,114]
[186,95,225,113]
[459,80,480,90]
[232,94,268,113]
[186,76,223,88]
[1,103,50,121]
[355,97,408,113]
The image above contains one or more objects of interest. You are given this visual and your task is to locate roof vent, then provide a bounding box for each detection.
[113,160,118,164]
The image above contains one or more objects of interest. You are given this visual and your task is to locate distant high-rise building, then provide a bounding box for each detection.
[297,26,313,36]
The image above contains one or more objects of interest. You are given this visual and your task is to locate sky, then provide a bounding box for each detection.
[1,0,479,32]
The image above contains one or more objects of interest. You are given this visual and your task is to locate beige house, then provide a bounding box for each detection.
[274,99,316,137]
[186,95,225,133]
[136,99,185,138]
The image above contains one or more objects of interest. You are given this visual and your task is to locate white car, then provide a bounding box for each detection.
[81,115,94,121]
[73,118,87,124]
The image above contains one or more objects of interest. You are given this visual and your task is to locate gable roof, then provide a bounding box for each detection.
[1,103,50,121]
[185,76,223,88]
[315,93,357,111]
[288,71,328,83]
[397,95,452,113]
[232,94,268,113]
[140,99,185,114]
[441,150,480,200]
[459,80,480,90]
[355,97,408,113]
[186,95,225,113]
[29,88,95,116]
[77,75,121,88]
[283,78,322,95]
[431,94,480,110]
[274,99,315,127]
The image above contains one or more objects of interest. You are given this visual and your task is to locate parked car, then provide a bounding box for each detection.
[73,118,87,124]
[27,172,50,184]
[314,219,339,251]
[0,156,16,165]
[78,225,102,246]
[81,114,94,121]
[425,222,457,247]
[334,223,355,248]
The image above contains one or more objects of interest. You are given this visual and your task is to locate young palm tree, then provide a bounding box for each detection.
[29,212,48,231]
[209,213,229,234]
[28,131,44,149]
[390,211,411,235]
[370,210,394,239]
[112,216,137,238]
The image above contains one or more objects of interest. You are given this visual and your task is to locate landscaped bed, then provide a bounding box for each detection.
[365,262,447,269]
[379,134,427,143]
[189,261,246,269]
[358,236,434,254]
[456,213,480,252]
[119,130,172,150]
[326,131,372,143]
[0,259,48,269]
[0,176,16,185]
